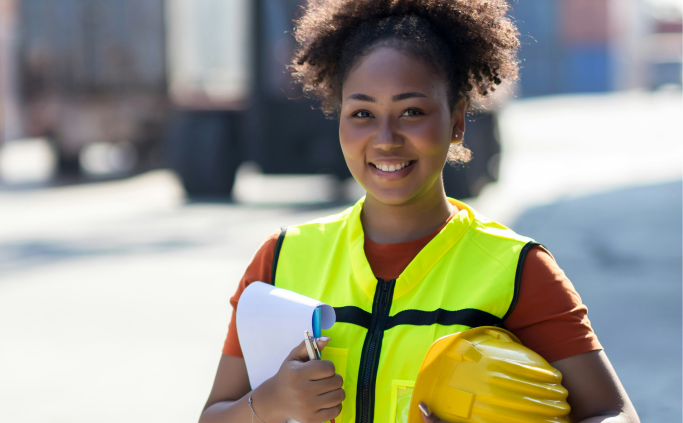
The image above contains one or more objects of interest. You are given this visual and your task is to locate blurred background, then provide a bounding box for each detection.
[0,0,680,422]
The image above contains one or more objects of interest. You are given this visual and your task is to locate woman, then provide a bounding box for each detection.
[199,1,640,422]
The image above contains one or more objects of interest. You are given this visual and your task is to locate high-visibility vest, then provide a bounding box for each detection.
[272,197,538,423]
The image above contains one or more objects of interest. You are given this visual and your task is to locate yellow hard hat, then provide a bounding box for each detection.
[407,326,570,423]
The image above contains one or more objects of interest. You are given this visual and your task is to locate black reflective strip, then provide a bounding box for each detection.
[502,241,541,321]
[270,227,288,286]
[385,308,503,330]
[333,306,372,329]
[334,307,504,330]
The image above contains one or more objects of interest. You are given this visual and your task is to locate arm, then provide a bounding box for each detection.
[416,349,639,423]
[551,350,639,423]
[418,247,639,422]
[199,340,344,423]
[199,354,251,423]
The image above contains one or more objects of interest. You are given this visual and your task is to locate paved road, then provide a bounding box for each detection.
[513,181,682,422]
[0,91,680,422]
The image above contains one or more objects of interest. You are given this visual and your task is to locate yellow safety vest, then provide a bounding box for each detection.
[272,197,537,423]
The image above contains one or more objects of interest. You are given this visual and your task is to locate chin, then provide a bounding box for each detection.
[366,185,421,206]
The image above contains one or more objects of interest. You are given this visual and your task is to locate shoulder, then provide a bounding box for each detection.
[456,206,536,271]
[281,204,358,243]
[506,246,602,362]
[518,246,579,303]
[240,230,281,288]
[288,204,356,231]
[453,200,534,246]
[254,230,280,263]
[470,216,533,245]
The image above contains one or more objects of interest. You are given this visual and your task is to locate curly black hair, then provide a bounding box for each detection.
[290,0,520,163]
[292,0,520,111]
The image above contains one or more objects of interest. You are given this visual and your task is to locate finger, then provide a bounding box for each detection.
[286,340,313,362]
[301,359,336,380]
[314,387,345,409]
[419,402,442,423]
[309,373,343,394]
[315,403,342,422]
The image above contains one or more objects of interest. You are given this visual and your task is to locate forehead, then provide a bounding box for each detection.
[342,47,448,101]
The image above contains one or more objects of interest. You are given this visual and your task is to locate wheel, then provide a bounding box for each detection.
[164,111,243,199]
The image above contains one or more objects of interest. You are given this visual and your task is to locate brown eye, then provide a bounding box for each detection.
[401,108,423,117]
[352,110,373,118]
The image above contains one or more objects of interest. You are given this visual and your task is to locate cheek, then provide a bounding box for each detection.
[405,120,451,158]
[339,121,368,162]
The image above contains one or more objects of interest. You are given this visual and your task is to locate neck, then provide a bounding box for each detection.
[361,187,454,244]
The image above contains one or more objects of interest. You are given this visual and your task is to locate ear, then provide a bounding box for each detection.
[451,97,467,144]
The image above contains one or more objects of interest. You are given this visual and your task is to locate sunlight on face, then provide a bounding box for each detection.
[339,47,464,207]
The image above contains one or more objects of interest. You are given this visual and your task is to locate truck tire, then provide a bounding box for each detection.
[55,152,83,178]
[165,111,242,199]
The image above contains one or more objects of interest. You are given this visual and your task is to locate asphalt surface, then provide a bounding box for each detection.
[0,91,680,422]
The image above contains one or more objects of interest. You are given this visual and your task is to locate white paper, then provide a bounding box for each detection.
[236,281,336,389]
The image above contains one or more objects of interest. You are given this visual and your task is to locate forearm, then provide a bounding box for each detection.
[576,411,638,423]
[199,398,245,423]
[199,379,288,423]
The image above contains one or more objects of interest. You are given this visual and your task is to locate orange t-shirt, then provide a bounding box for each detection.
[223,213,602,363]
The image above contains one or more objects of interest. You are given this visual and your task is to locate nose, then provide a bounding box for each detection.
[373,117,403,151]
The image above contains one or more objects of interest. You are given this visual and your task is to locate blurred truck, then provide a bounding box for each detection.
[164,0,501,200]
[3,0,500,198]
[5,0,168,175]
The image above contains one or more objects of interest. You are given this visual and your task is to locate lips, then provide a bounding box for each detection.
[371,160,413,173]
[368,160,416,180]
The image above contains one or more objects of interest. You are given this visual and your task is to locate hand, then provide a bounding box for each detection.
[256,337,344,423]
[418,402,446,423]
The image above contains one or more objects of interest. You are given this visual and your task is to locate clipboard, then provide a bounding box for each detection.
[236,282,336,389]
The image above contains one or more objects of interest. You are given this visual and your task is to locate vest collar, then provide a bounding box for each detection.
[347,197,474,300]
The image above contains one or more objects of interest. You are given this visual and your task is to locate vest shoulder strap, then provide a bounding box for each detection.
[271,227,288,285]
[504,240,543,321]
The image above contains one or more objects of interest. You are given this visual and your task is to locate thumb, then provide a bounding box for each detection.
[286,337,332,362]
[418,402,441,423]
[314,336,331,352]
[287,340,313,362]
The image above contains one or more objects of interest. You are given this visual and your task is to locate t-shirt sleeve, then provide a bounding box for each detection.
[222,231,280,357]
[505,246,603,363]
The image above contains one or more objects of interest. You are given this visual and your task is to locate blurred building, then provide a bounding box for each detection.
[0,0,20,144]
[0,0,680,192]
[0,0,168,177]
[511,0,682,96]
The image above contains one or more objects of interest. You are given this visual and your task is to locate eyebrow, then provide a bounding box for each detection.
[345,92,428,102]
[346,93,376,102]
[392,92,427,101]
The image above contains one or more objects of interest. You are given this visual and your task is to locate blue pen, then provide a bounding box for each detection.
[312,306,322,338]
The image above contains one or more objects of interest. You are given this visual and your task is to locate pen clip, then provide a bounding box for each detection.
[310,336,322,360]
[303,330,317,361]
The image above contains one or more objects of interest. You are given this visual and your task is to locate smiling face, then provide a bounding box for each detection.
[339,46,466,208]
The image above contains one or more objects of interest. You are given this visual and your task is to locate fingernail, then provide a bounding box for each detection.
[316,336,331,342]
[418,402,431,417]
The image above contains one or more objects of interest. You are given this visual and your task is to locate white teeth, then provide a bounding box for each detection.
[375,161,411,172]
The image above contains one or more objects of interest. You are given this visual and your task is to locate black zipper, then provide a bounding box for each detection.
[356,278,396,423]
